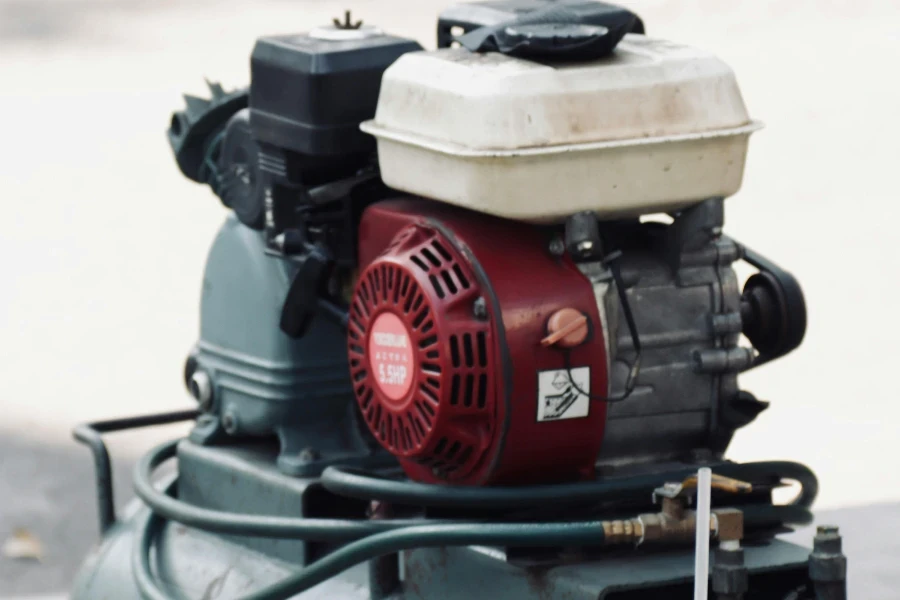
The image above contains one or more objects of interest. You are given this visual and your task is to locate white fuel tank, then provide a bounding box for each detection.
[361,35,761,223]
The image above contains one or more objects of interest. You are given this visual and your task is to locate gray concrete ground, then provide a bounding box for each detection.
[0,429,139,595]
[1,0,899,597]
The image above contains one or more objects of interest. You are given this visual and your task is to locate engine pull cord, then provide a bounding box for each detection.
[562,249,642,403]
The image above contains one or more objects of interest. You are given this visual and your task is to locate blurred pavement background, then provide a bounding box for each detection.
[1,0,899,596]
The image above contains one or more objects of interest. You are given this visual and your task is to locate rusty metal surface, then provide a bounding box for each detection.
[715,509,745,543]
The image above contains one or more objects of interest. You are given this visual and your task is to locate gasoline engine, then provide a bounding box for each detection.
[71,2,847,600]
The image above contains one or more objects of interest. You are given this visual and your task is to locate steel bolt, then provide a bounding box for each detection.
[712,543,749,598]
[221,411,238,435]
[809,524,847,584]
[549,237,566,257]
[271,232,287,253]
[813,525,843,555]
[298,448,320,463]
[472,297,488,320]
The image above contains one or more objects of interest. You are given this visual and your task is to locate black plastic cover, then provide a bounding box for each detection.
[249,31,422,157]
[168,82,248,185]
[438,0,644,50]
[454,1,639,60]
[217,109,265,229]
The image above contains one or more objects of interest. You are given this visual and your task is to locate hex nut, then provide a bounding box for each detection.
[714,508,744,542]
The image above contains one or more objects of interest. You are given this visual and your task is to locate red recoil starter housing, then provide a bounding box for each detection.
[348,198,610,486]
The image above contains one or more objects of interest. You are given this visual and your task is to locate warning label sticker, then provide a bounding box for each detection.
[536,367,590,422]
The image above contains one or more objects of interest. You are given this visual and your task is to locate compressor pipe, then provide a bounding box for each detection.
[132,439,816,600]
[133,494,813,600]
[133,440,457,541]
[135,440,818,541]
[133,502,611,600]
[319,461,819,509]
[243,521,610,600]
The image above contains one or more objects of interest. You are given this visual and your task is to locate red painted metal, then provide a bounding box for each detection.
[349,222,495,479]
[351,197,608,485]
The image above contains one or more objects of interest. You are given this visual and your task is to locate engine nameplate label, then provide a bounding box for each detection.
[537,367,590,422]
[369,312,414,401]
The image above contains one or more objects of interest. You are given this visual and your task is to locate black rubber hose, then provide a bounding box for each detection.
[132,439,816,600]
[133,497,813,600]
[133,440,462,541]
[136,441,818,536]
[133,485,184,600]
[320,461,818,509]
[136,442,817,539]
[133,502,611,600]
[243,521,611,599]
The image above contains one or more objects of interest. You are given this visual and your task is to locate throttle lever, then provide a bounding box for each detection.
[279,236,333,339]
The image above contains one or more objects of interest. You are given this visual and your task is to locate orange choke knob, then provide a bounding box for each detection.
[541,308,589,348]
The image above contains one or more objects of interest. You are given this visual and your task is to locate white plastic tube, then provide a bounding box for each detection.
[694,467,712,600]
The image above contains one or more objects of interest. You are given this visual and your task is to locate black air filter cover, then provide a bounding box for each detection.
[249,25,422,157]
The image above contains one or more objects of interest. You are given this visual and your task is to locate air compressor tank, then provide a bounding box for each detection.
[185,216,377,476]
